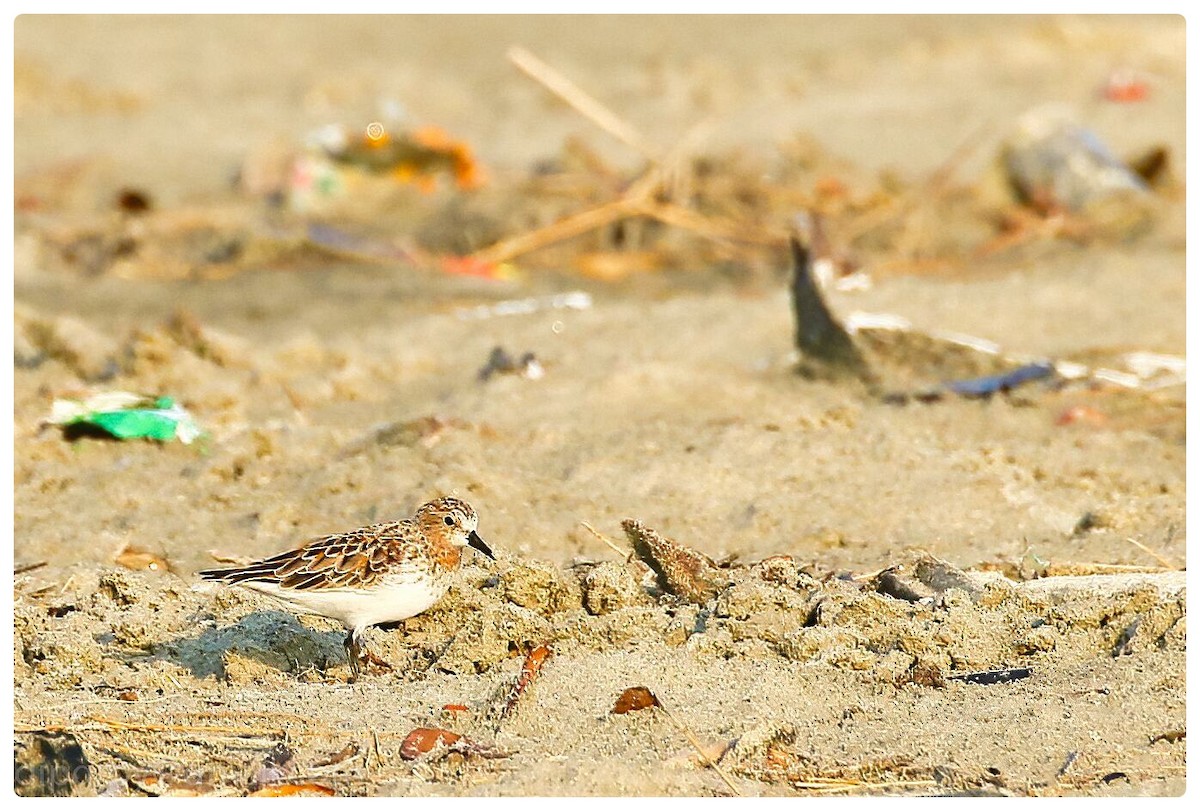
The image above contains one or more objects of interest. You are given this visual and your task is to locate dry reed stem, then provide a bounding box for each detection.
[1123,536,1181,570]
[98,741,191,765]
[507,46,660,161]
[486,47,774,265]
[371,729,384,770]
[655,702,741,796]
[792,778,938,794]
[206,550,253,565]
[473,194,772,265]
[642,200,776,245]
[189,708,313,723]
[17,715,289,739]
[472,198,635,264]
[580,521,633,561]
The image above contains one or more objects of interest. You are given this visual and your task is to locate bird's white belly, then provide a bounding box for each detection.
[245,574,446,631]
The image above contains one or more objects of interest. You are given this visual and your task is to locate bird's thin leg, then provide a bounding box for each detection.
[344,630,362,682]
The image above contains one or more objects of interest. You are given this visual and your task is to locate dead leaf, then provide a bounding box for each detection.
[1149,730,1185,745]
[612,686,661,714]
[501,643,552,718]
[115,545,171,573]
[248,783,335,797]
[399,728,462,760]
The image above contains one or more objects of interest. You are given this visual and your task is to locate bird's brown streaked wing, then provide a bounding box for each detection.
[199,522,415,591]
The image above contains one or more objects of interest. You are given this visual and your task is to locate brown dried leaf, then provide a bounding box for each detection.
[611,686,661,714]
[501,643,552,718]
[248,783,335,797]
[399,728,462,760]
[906,663,947,689]
[115,545,171,573]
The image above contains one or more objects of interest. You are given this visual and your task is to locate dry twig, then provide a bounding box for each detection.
[580,521,633,561]
[657,701,741,796]
[476,47,780,267]
[791,778,938,794]
[1123,536,1181,570]
[508,46,660,161]
[610,686,740,795]
[473,199,635,264]
[17,716,286,739]
[97,741,190,765]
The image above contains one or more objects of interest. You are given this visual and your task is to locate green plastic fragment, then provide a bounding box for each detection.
[47,391,205,444]
[88,409,182,441]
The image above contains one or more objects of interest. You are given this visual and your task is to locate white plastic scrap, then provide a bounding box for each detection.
[834,271,874,293]
[47,391,149,424]
[160,401,205,444]
[456,291,593,321]
[927,329,1003,357]
[1051,360,1091,380]
[1091,369,1144,389]
[521,358,546,380]
[1122,352,1186,388]
[811,256,837,288]
[844,311,912,333]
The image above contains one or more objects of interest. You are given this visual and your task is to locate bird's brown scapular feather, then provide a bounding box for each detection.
[200,522,415,591]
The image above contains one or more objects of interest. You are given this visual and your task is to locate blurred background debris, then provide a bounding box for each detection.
[999,106,1157,237]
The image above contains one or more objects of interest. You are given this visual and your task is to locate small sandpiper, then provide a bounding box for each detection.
[199,496,493,680]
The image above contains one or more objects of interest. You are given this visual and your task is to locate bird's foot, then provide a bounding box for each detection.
[344,629,393,681]
[360,649,394,673]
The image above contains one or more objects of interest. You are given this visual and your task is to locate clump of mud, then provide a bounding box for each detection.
[579,560,655,615]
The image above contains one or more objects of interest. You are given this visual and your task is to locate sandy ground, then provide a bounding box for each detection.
[11,15,1186,797]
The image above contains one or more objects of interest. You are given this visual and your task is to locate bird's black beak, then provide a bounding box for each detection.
[467,530,494,560]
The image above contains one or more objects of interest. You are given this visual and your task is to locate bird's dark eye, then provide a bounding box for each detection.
[444,516,455,526]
